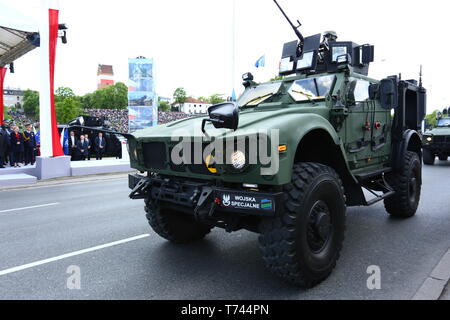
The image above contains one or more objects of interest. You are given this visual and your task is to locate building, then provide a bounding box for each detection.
[178,97,212,115]
[3,88,24,108]
[97,64,114,90]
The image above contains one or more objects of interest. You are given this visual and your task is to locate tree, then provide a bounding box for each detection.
[23,90,40,116]
[270,75,284,81]
[87,82,128,109]
[158,99,171,112]
[106,82,128,109]
[81,93,95,109]
[197,96,209,103]
[55,97,82,124]
[173,88,187,111]
[209,93,225,105]
[425,110,439,129]
[55,87,75,102]
[3,106,12,121]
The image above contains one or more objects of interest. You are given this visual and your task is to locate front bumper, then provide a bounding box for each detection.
[423,143,450,154]
[128,173,283,217]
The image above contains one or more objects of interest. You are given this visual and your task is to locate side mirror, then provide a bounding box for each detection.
[202,102,239,134]
[379,78,398,110]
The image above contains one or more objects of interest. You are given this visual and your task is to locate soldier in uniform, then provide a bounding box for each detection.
[0,123,7,168]
[10,125,24,168]
[23,123,37,166]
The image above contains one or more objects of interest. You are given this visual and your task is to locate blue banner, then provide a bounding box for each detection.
[128,58,158,132]
[63,128,69,155]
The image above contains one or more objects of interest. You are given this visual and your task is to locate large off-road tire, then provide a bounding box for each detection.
[423,148,435,165]
[259,163,346,288]
[145,200,212,244]
[438,155,448,161]
[384,151,422,218]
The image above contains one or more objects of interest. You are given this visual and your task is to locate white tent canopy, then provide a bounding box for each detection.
[0,3,39,67]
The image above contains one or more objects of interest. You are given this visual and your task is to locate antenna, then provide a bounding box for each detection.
[419,65,423,87]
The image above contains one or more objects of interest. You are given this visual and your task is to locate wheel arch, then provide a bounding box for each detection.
[392,129,423,171]
[292,128,365,206]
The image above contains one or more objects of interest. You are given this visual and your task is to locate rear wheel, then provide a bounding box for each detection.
[438,155,448,161]
[423,148,435,165]
[384,151,422,218]
[259,163,346,288]
[145,200,212,244]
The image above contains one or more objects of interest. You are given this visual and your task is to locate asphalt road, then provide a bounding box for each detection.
[0,163,449,300]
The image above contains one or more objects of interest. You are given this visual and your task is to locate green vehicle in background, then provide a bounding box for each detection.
[126,0,427,287]
[423,111,450,165]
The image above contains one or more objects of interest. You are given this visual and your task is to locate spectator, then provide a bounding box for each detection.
[83,108,194,132]
[5,123,13,167]
[0,124,7,168]
[23,124,37,166]
[68,131,78,161]
[95,132,106,160]
[10,125,24,168]
[77,135,89,161]
[85,134,91,161]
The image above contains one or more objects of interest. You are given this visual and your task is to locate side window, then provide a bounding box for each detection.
[353,80,370,102]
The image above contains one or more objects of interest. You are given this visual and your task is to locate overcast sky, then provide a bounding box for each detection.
[2,0,449,111]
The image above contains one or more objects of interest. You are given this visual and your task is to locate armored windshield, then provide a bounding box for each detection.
[437,118,450,127]
[288,75,336,102]
[238,82,283,107]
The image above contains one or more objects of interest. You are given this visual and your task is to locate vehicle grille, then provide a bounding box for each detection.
[169,142,215,175]
[142,142,167,169]
[433,136,450,143]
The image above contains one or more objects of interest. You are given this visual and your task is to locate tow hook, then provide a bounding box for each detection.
[194,187,215,219]
[129,179,151,199]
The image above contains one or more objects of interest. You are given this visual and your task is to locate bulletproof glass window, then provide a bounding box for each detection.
[437,119,450,127]
[346,79,371,106]
[288,75,336,102]
[353,80,370,102]
[238,82,283,107]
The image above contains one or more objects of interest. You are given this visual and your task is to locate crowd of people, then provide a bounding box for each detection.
[157,111,191,124]
[67,131,108,161]
[84,108,129,132]
[6,110,37,130]
[84,109,192,131]
[0,122,38,169]
[0,110,195,168]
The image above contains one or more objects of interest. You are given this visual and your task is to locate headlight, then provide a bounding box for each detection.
[426,136,433,142]
[231,150,246,170]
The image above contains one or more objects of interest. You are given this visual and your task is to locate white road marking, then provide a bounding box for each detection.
[0,234,150,277]
[0,203,60,214]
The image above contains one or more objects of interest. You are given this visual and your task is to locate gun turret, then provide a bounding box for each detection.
[274,0,375,77]
[273,0,304,43]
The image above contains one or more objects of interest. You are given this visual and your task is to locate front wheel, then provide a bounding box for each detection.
[145,200,212,244]
[384,151,422,218]
[438,155,448,161]
[259,163,346,288]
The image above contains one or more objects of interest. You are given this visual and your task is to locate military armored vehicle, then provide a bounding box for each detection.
[126,0,427,287]
[423,109,450,165]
